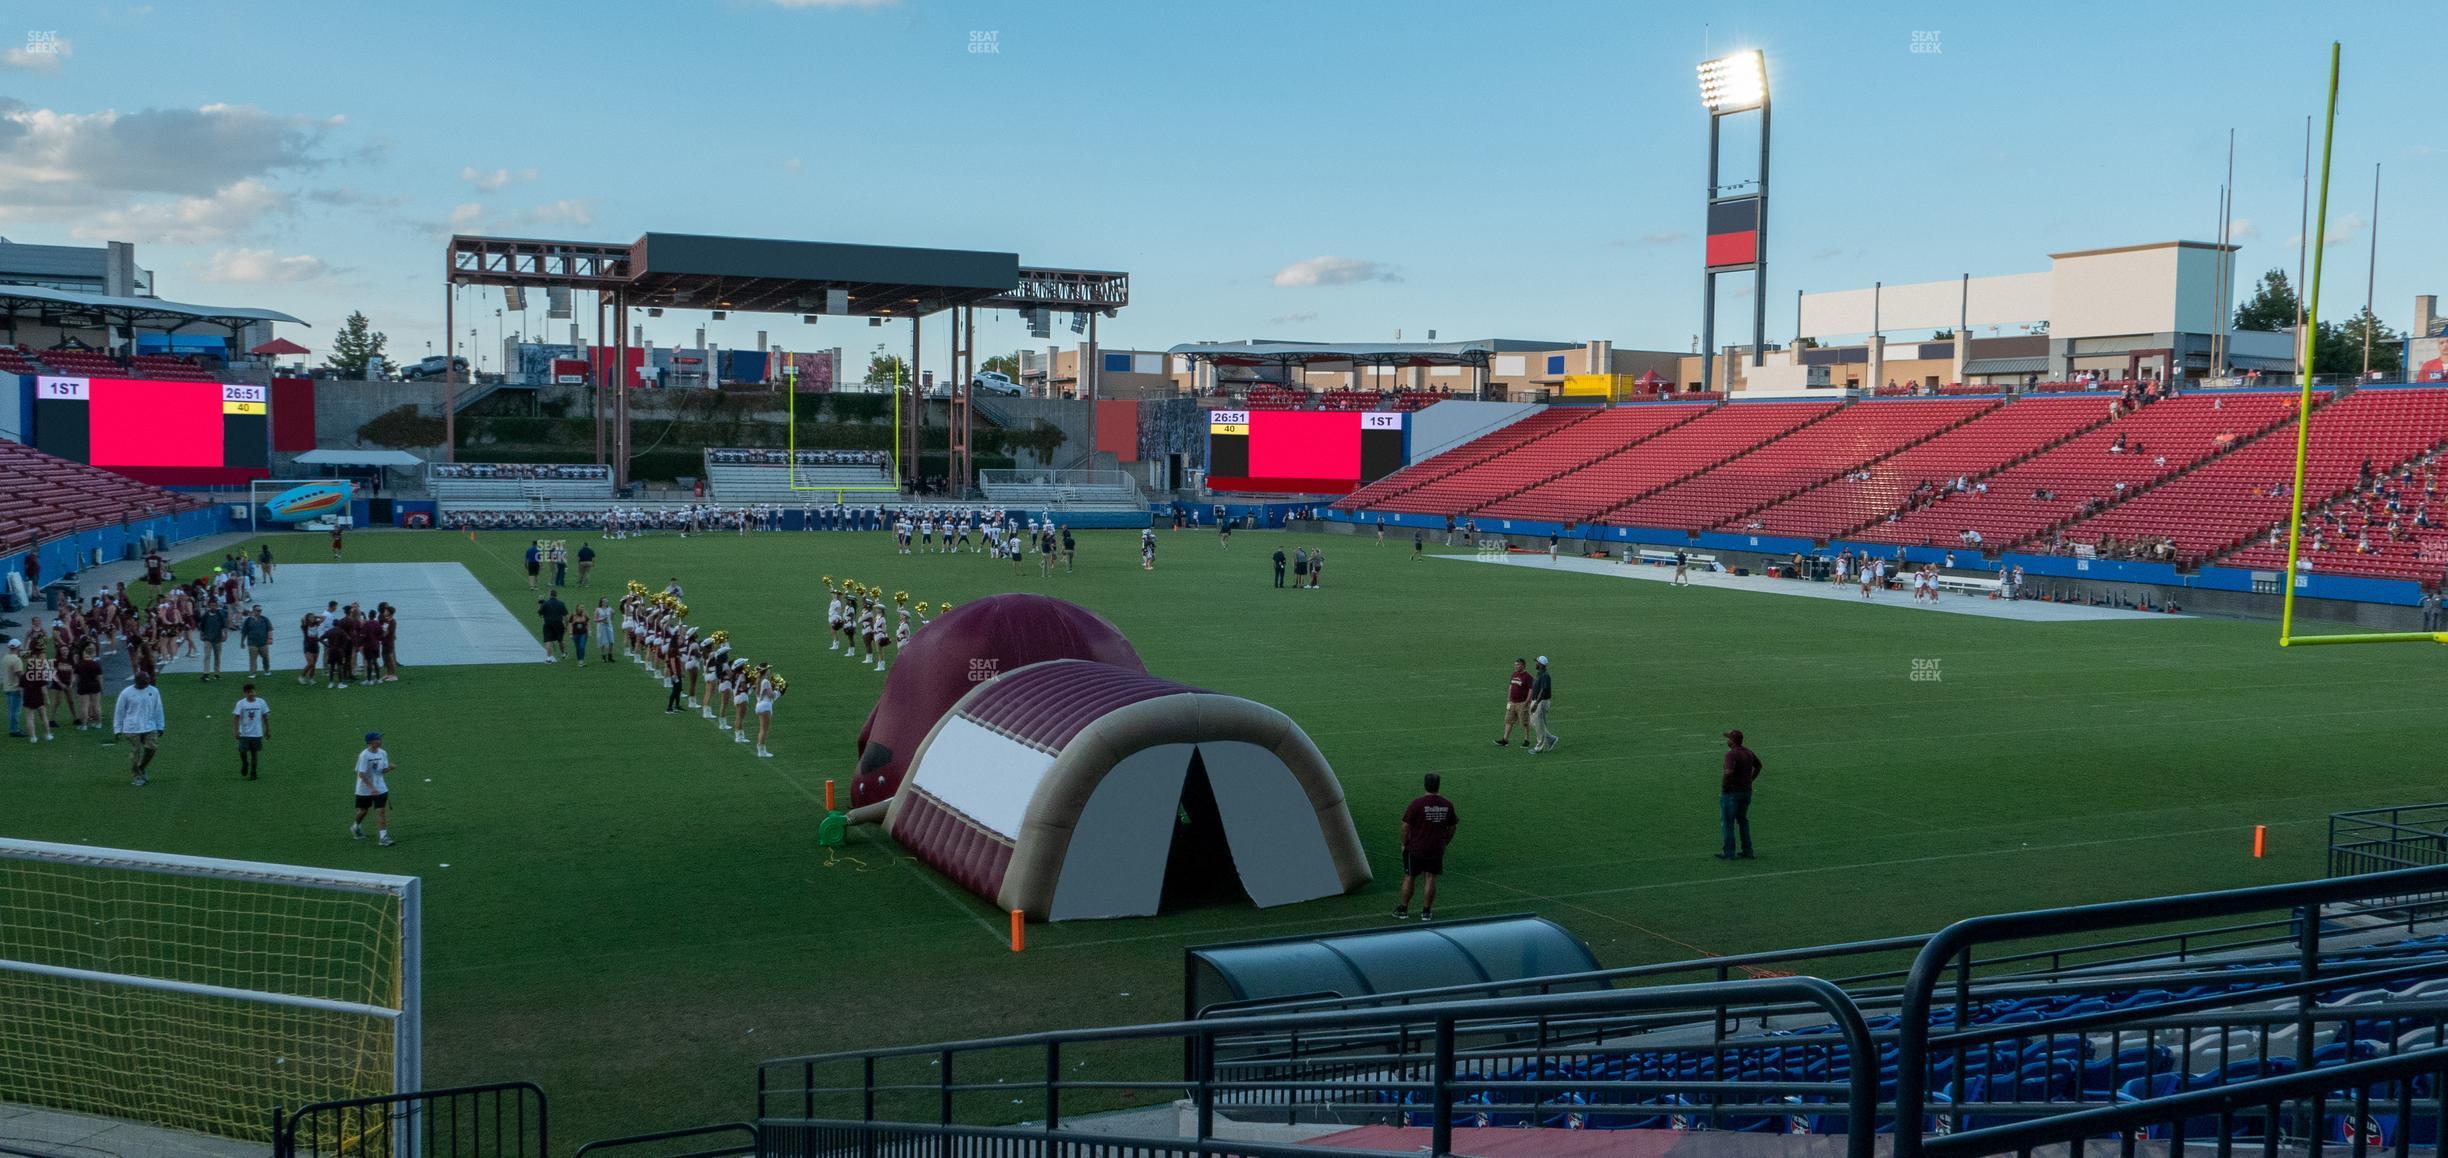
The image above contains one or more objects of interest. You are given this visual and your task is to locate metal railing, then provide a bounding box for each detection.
[977,469,1142,505]
[274,1081,546,1158]
[1925,1043,2448,1158]
[572,1123,759,1158]
[756,978,1879,1158]
[1892,864,2448,1158]
[2333,804,2448,878]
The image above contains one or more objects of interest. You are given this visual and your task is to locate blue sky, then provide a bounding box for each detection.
[2,0,2439,370]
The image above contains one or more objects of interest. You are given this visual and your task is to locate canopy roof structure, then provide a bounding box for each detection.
[447,232,1129,318]
[1183,915,1601,1019]
[0,284,306,330]
[293,448,424,467]
[1168,338,1576,370]
[250,337,311,356]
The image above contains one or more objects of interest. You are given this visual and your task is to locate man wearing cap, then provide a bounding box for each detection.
[351,732,396,846]
[113,670,167,786]
[1526,657,1557,754]
[1717,730,1763,860]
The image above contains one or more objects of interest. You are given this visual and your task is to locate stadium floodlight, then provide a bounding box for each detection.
[1697,49,1766,113]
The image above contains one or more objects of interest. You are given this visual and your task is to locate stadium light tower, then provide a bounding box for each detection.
[1697,48,1769,393]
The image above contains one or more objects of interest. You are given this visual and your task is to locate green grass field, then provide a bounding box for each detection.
[5,526,2440,1142]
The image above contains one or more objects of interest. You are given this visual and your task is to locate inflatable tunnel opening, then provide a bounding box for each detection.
[1160,753,1246,913]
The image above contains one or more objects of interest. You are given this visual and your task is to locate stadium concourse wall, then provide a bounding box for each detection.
[0,506,224,600]
[1316,507,2429,628]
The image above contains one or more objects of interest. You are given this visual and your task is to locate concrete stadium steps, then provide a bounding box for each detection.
[1594,397,2002,534]
[1478,401,1838,526]
[1736,395,2113,541]
[1852,392,2303,551]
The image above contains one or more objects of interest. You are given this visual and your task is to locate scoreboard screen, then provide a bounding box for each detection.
[1206,409,1406,494]
[32,376,271,485]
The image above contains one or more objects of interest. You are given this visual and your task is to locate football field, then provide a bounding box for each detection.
[6,525,2438,1143]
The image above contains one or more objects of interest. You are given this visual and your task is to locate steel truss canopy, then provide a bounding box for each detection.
[1169,338,1566,369]
[0,283,306,330]
[444,232,1126,318]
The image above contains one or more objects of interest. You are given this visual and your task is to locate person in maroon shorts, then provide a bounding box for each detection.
[1393,773,1459,921]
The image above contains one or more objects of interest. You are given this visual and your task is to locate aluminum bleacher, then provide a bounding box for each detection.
[428,463,616,509]
[978,469,1141,510]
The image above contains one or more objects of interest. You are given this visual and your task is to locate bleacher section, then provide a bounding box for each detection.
[2217,389,2448,581]
[1481,402,1835,524]
[0,441,209,551]
[1855,392,2301,550]
[702,454,893,503]
[1735,396,2109,539]
[1604,397,1998,533]
[977,469,1141,510]
[1333,407,1582,512]
[1425,404,1718,519]
[428,463,616,509]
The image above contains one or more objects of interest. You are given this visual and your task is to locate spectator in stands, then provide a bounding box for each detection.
[1392,772,1457,922]
[1717,730,1762,861]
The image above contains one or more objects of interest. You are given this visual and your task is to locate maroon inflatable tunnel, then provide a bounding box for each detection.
[851,594,1146,808]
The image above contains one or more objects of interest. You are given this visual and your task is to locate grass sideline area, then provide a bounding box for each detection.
[4,526,2437,1141]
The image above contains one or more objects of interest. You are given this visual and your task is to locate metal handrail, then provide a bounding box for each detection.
[757,977,1880,1158]
[572,1122,758,1158]
[1921,1042,2448,1158]
[272,1080,546,1158]
[1891,863,2448,1158]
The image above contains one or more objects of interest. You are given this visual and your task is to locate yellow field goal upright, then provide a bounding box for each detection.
[2274,43,2440,649]
[785,365,904,496]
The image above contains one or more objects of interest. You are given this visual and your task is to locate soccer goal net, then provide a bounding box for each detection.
[0,838,420,1148]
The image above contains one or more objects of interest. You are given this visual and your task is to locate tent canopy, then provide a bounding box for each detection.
[250,338,312,356]
[1184,915,1602,1018]
[293,448,423,467]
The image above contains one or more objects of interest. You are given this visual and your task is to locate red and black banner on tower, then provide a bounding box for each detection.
[1705,197,1761,269]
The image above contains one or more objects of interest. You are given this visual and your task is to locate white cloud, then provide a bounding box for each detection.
[460,165,537,192]
[2324,212,2366,247]
[2227,217,2258,242]
[199,248,328,283]
[0,100,334,202]
[447,202,485,228]
[2,37,70,72]
[1271,256,1399,288]
[67,178,291,243]
[518,199,593,228]
[783,157,804,173]
[1638,231,1687,246]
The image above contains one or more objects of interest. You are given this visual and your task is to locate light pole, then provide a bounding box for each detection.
[1698,49,1769,394]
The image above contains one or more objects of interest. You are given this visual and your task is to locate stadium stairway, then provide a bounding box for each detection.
[1350,408,1602,515]
[1482,401,1839,526]
[1605,397,2001,534]
[1734,395,2113,541]
[1852,392,2303,551]
[1434,403,1720,519]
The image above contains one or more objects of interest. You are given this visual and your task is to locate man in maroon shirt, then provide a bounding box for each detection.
[1394,773,1458,921]
[1495,659,1532,747]
[1718,730,1762,860]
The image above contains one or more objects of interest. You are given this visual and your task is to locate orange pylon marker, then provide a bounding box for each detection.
[1010,909,1026,952]
[2253,825,2267,858]
[824,778,836,812]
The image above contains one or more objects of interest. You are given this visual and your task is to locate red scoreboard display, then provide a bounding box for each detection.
[1206,409,1406,494]
[32,376,271,485]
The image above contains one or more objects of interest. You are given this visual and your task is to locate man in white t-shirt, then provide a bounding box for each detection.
[231,683,271,781]
[351,732,395,847]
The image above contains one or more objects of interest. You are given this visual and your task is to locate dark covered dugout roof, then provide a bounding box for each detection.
[1184,914,1601,1019]
[625,232,1019,316]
